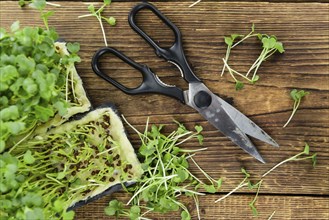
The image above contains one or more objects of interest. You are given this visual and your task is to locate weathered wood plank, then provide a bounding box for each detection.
[0,0,328,211]
[74,193,329,219]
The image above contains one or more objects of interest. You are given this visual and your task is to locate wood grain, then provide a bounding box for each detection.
[74,192,329,219]
[0,1,328,219]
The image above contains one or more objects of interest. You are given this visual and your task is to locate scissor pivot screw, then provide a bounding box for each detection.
[194,91,212,108]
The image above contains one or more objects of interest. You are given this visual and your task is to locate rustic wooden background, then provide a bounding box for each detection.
[1,0,328,219]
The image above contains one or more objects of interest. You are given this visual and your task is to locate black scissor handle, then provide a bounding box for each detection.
[92,47,185,103]
[128,2,201,83]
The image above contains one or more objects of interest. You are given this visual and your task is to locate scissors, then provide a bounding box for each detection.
[91,2,279,163]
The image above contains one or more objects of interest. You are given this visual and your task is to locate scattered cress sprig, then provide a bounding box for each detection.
[104,117,222,220]
[215,143,317,216]
[78,0,116,47]
[283,89,310,127]
[221,24,285,90]
[19,0,60,30]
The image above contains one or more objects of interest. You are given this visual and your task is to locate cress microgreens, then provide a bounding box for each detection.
[0,22,82,151]
[283,89,310,127]
[221,24,285,90]
[78,0,116,47]
[104,117,222,220]
[19,0,60,30]
[215,143,317,216]
[1,109,141,219]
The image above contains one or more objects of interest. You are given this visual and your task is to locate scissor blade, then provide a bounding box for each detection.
[185,82,265,163]
[219,97,279,147]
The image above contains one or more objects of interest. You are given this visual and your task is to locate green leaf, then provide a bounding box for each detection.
[0,106,20,121]
[29,0,46,10]
[104,0,111,5]
[54,101,68,116]
[88,4,95,13]
[303,143,310,155]
[107,199,124,215]
[235,80,244,91]
[41,11,54,23]
[275,41,285,53]
[181,210,191,220]
[4,121,26,135]
[54,200,64,212]
[204,184,216,193]
[16,54,36,75]
[0,65,19,82]
[176,168,189,182]
[11,21,20,32]
[251,75,259,84]
[19,0,26,7]
[67,42,80,54]
[216,178,222,190]
[62,210,75,220]
[194,125,203,133]
[129,205,140,219]
[249,203,258,216]
[231,34,243,41]
[57,171,66,180]
[23,78,38,95]
[104,206,116,216]
[224,36,233,47]
[262,37,277,49]
[106,17,116,26]
[24,150,36,164]
[33,105,54,122]
[241,168,250,178]
[139,144,155,157]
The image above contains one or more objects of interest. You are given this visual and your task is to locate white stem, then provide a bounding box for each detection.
[283,99,300,128]
[251,48,268,80]
[245,51,264,77]
[181,165,204,184]
[231,33,257,49]
[9,127,35,153]
[97,16,108,47]
[268,211,276,220]
[193,194,201,220]
[179,147,208,153]
[221,47,231,77]
[222,58,238,82]
[189,154,215,183]
[78,14,93,18]
[175,187,205,196]
[46,2,61,7]
[126,175,177,205]
[262,153,302,178]
[189,0,202,8]
[215,182,248,203]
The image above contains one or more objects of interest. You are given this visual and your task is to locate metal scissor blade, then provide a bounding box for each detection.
[219,97,279,148]
[185,82,265,163]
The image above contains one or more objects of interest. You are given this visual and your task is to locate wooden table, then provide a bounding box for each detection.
[1,0,328,219]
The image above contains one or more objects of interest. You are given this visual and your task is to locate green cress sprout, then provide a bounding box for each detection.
[78,0,116,47]
[19,0,61,30]
[104,117,222,220]
[215,143,317,216]
[283,89,310,127]
[221,24,285,90]
[0,22,83,151]
[1,109,141,219]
